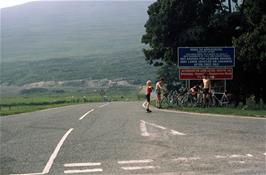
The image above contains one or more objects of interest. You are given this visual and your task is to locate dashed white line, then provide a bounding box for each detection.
[121,166,158,171]
[98,103,109,108]
[215,155,227,159]
[140,120,150,137]
[118,159,153,164]
[64,168,103,174]
[173,157,201,162]
[79,109,94,120]
[64,162,101,167]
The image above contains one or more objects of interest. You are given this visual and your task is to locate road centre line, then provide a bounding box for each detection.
[118,159,153,164]
[140,120,150,137]
[64,168,103,174]
[121,166,158,171]
[42,128,74,174]
[10,128,74,175]
[79,109,94,120]
[64,162,101,167]
[98,103,109,108]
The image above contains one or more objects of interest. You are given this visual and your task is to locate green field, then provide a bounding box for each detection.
[0,87,145,116]
[155,100,266,117]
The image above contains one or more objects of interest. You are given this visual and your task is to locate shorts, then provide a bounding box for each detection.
[146,94,151,102]
[203,88,209,94]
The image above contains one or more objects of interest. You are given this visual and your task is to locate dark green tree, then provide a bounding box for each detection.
[232,0,266,103]
[142,0,227,66]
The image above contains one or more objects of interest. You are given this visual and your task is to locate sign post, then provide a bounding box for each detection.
[178,47,235,91]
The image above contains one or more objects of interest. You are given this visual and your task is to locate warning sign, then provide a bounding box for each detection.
[179,68,233,80]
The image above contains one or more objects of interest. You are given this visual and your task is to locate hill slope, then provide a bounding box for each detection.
[1,1,157,86]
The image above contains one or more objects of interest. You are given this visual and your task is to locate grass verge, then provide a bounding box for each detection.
[151,100,266,117]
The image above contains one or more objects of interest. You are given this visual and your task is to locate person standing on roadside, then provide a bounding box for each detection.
[155,78,164,108]
[145,80,152,113]
[202,72,211,106]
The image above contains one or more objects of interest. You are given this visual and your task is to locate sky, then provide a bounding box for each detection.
[0,0,154,9]
[0,0,35,8]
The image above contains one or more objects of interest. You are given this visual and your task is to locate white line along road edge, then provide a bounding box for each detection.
[79,109,94,120]
[10,128,74,175]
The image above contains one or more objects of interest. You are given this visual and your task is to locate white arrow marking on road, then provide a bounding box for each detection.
[140,120,150,137]
[79,109,94,120]
[141,120,186,136]
[170,129,186,136]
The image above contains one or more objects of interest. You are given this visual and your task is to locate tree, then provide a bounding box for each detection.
[142,0,225,66]
[232,0,266,103]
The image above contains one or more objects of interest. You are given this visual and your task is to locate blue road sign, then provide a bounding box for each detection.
[178,47,235,67]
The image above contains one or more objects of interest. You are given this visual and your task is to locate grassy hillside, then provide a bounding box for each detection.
[1,1,157,86]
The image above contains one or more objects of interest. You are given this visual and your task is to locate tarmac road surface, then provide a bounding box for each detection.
[1,102,265,175]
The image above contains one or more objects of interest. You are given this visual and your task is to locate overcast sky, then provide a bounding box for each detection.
[0,0,154,9]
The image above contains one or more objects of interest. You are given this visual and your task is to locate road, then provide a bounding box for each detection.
[0,102,265,175]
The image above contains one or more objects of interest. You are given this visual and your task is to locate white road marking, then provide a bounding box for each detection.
[215,155,227,159]
[145,121,167,130]
[98,103,109,108]
[173,157,200,161]
[121,166,158,170]
[10,173,44,175]
[140,120,150,137]
[230,154,246,158]
[170,129,186,136]
[246,154,253,157]
[42,128,74,174]
[79,109,94,120]
[141,120,186,136]
[229,160,246,164]
[10,128,74,175]
[118,159,153,164]
[64,168,103,174]
[64,162,101,167]
[264,153,266,156]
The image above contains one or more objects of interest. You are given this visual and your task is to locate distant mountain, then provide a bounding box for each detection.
[1,1,157,86]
